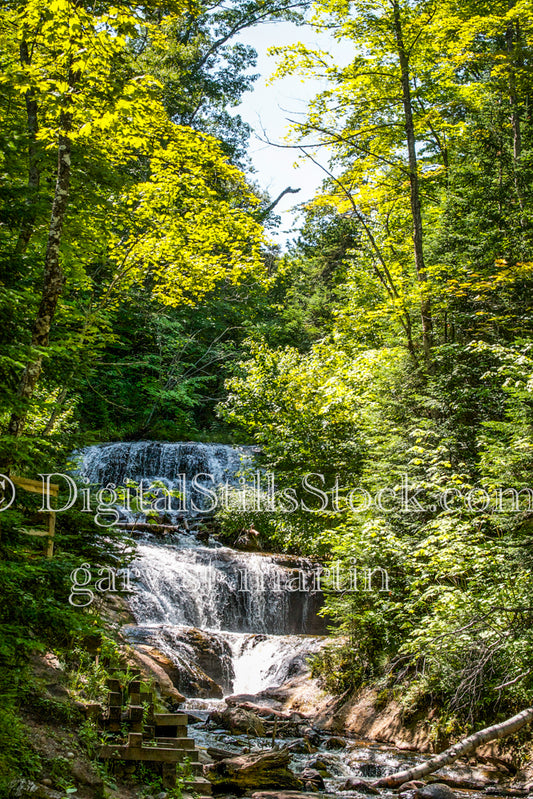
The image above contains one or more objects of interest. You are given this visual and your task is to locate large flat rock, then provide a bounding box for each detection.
[252,793,337,799]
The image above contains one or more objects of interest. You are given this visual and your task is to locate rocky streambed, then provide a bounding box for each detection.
[182,688,530,799]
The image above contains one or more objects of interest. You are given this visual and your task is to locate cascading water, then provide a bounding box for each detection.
[76,441,327,698]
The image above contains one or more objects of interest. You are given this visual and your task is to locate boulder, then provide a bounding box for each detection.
[301,767,325,790]
[341,778,380,794]
[7,782,63,799]
[209,706,266,737]
[204,748,302,792]
[70,760,103,786]
[397,781,426,792]
[306,758,332,777]
[324,736,346,750]
[416,783,457,799]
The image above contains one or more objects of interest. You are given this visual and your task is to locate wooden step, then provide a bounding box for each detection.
[99,744,199,763]
[154,712,188,725]
[107,691,122,707]
[188,776,212,796]
[154,724,187,737]
[155,737,195,750]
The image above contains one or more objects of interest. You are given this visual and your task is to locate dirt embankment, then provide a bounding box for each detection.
[245,672,528,767]
[276,677,435,750]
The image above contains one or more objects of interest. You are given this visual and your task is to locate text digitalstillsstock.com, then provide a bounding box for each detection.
[1,472,533,526]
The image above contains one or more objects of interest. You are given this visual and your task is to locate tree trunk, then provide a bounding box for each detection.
[14,38,41,257]
[7,110,72,440]
[372,707,533,788]
[392,0,433,360]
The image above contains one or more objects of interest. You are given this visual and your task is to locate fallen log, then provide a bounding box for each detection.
[116,522,185,534]
[372,707,533,788]
[207,746,240,761]
[233,701,296,721]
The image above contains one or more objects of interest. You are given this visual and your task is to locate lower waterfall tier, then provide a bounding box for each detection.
[127,623,324,698]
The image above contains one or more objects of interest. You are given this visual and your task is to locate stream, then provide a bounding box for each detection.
[77,441,511,798]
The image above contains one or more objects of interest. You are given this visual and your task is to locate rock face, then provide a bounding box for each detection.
[129,626,234,697]
[417,783,458,799]
[131,646,187,702]
[175,627,234,691]
[204,748,302,792]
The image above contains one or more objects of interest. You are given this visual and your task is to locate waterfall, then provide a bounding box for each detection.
[76,441,327,698]
[229,633,324,695]
[77,441,254,487]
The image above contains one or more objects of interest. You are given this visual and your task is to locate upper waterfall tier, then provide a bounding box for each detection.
[76,440,254,487]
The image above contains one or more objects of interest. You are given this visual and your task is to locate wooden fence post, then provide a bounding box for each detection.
[11,476,59,558]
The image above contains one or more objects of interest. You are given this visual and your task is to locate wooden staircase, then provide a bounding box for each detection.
[98,676,211,795]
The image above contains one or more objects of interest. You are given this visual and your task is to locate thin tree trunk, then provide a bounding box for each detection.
[14,38,41,257]
[7,110,73,440]
[372,707,533,788]
[506,14,525,229]
[392,0,433,360]
[41,386,68,436]
[301,148,419,365]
